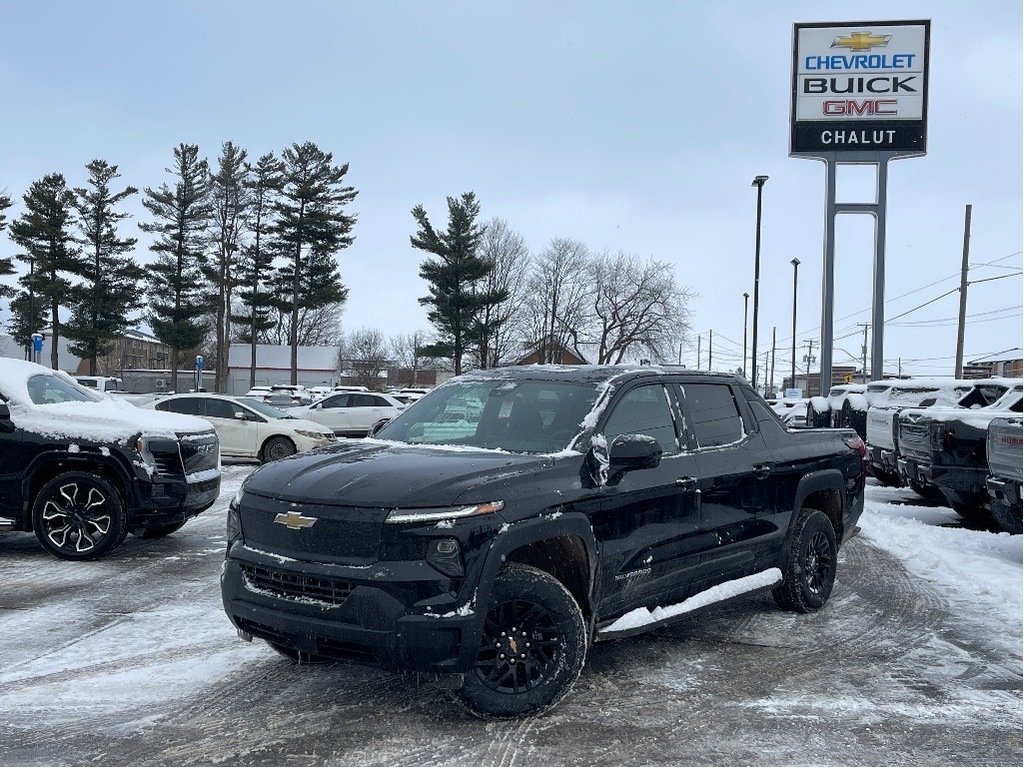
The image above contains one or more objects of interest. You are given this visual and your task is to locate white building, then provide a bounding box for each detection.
[227,344,339,395]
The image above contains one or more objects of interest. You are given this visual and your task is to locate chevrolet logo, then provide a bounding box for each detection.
[274,510,318,530]
[831,31,891,51]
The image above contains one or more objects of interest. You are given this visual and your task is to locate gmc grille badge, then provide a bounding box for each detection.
[274,510,318,530]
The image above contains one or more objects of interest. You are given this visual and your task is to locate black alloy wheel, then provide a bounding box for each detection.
[802,529,834,598]
[32,472,126,561]
[773,508,838,613]
[454,564,586,719]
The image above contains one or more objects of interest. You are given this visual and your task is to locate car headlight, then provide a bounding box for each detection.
[386,500,504,524]
[295,429,330,439]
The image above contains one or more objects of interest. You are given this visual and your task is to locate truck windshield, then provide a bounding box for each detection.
[27,374,104,405]
[375,378,601,453]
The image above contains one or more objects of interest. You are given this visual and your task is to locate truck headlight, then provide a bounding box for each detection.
[385,500,504,524]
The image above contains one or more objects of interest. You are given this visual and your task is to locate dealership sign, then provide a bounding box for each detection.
[791,20,930,155]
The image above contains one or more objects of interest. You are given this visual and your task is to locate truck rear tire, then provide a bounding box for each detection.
[773,508,837,613]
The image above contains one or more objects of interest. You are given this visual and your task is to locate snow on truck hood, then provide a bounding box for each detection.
[9,398,212,442]
[1,360,211,441]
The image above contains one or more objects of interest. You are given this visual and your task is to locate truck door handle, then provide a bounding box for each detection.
[676,476,697,490]
[753,463,774,479]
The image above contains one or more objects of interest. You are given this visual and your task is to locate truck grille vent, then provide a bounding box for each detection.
[152,452,183,477]
[241,563,355,606]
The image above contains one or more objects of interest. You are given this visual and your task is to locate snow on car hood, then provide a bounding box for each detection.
[8,398,212,442]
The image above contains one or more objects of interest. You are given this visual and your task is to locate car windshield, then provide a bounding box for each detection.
[375,378,602,453]
[238,397,289,419]
[26,373,104,405]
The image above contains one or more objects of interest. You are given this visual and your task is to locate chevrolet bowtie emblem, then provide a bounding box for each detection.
[831,31,891,51]
[274,510,318,530]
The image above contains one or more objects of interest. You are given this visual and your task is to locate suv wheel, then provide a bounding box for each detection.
[773,508,837,613]
[31,472,126,561]
[454,564,587,719]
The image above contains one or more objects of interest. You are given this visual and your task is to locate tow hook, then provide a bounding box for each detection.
[237,628,253,642]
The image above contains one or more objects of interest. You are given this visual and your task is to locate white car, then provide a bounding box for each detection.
[293,391,406,436]
[149,394,336,462]
[397,386,431,401]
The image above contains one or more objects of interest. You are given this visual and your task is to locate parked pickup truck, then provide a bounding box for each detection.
[222,366,865,718]
[897,383,1023,522]
[0,359,221,560]
[986,417,1023,534]
[864,378,998,488]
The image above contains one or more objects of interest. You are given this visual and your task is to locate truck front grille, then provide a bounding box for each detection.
[241,563,355,606]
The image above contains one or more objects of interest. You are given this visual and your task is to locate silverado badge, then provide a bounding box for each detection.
[274,510,318,530]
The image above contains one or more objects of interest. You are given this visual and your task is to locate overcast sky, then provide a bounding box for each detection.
[1,0,1020,382]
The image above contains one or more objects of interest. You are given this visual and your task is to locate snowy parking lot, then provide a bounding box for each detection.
[1,464,1020,766]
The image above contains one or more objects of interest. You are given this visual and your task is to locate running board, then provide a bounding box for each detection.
[597,568,783,639]
[0,517,17,531]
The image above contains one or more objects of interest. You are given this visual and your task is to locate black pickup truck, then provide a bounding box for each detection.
[0,359,221,560]
[221,366,865,718]
[898,383,1023,521]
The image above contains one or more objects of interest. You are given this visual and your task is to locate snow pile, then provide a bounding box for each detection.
[859,485,1023,653]
[601,568,783,633]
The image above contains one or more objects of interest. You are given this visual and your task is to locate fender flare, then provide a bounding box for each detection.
[20,450,139,518]
[785,468,845,540]
[464,512,600,642]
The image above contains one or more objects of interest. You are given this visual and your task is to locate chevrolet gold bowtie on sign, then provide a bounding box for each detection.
[831,31,891,51]
[274,510,318,530]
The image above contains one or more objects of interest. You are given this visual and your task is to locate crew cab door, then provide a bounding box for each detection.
[589,382,702,618]
[677,381,781,591]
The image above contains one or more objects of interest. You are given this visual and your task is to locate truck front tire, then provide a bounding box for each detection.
[32,471,127,561]
[454,564,587,719]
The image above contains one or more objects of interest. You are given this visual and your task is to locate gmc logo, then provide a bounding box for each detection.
[823,99,897,116]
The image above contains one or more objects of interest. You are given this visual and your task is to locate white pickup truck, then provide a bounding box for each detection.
[864,379,1008,487]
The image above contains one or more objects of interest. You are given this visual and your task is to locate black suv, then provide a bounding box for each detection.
[221,366,865,717]
[0,359,221,560]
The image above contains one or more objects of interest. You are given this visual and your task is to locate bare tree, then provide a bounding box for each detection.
[341,327,390,389]
[589,252,693,364]
[471,218,531,368]
[264,301,344,347]
[525,238,591,362]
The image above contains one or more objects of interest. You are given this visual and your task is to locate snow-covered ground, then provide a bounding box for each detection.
[0,468,1019,766]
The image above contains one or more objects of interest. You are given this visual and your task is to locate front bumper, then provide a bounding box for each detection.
[136,471,221,528]
[221,544,482,673]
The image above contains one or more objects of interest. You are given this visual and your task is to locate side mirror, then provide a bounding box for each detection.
[369,417,391,437]
[234,411,248,421]
[609,434,663,474]
[0,402,14,433]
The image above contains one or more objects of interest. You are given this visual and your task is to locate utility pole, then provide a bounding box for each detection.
[763,351,770,396]
[858,323,870,382]
[708,329,713,370]
[954,204,973,378]
[802,339,818,394]
[770,326,776,396]
[697,335,702,371]
[790,257,800,390]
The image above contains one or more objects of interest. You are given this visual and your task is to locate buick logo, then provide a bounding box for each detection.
[274,510,318,530]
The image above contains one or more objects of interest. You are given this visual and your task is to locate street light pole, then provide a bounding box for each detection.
[750,175,768,389]
[790,257,800,390]
[742,292,749,379]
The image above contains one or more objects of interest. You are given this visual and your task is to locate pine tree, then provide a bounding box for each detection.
[411,192,505,375]
[8,174,80,368]
[273,142,357,383]
[140,144,213,393]
[66,160,144,375]
[0,194,15,299]
[235,152,284,388]
[206,142,250,392]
